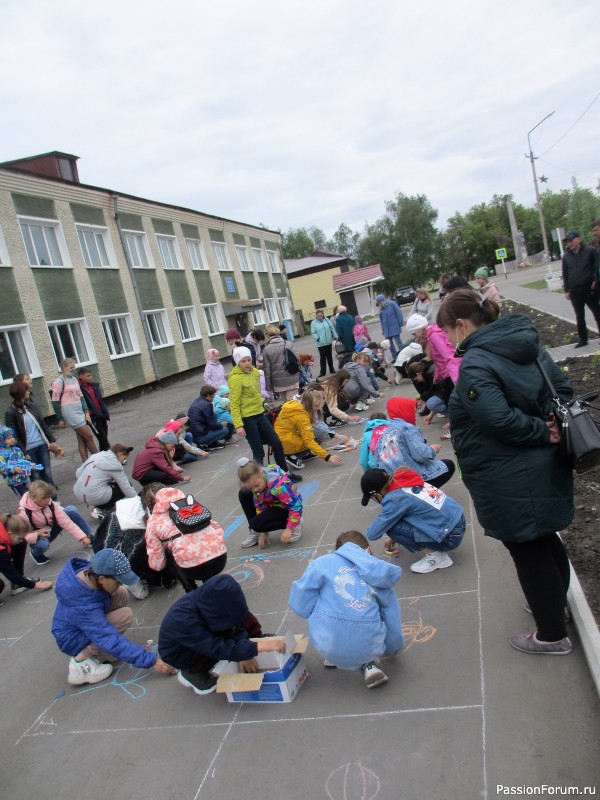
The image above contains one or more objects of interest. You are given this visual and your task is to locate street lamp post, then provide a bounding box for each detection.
[527,111,555,261]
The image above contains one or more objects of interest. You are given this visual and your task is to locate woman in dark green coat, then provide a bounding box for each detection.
[437,289,574,656]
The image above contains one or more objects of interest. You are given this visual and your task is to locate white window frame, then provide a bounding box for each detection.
[252,247,267,272]
[0,225,11,266]
[185,238,208,270]
[156,234,182,270]
[278,298,292,320]
[175,306,201,342]
[144,309,173,349]
[250,306,265,326]
[123,229,153,269]
[236,245,252,272]
[202,304,224,336]
[264,298,278,323]
[267,250,281,273]
[46,318,96,367]
[18,215,71,268]
[212,241,232,271]
[0,324,41,385]
[76,223,118,269]
[100,314,140,359]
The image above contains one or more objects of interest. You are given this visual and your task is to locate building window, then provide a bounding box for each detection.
[19,217,69,267]
[250,307,265,326]
[264,298,278,322]
[47,319,95,366]
[0,324,41,385]
[124,230,151,268]
[279,298,291,320]
[76,224,114,268]
[236,245,252,272]
[144,310,173,349]
[185,238,208,270]
[253,247,267,272]
[156,234,181,270]
[101,314,139,358]
[267,250,281,273]
[175,306,201,342]
[0,225,11,266]
[212,241,232,271]
[203,304,224,336]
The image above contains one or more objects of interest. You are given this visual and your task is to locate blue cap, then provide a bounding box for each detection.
[375,294,386,303]
[89,548,139,586]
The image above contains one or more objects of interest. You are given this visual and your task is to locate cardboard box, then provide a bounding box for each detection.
[213,632,308,703]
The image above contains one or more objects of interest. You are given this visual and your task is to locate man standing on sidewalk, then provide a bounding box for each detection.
[561,231,600,348]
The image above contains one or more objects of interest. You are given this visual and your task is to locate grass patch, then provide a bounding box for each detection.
[520,279,549,290]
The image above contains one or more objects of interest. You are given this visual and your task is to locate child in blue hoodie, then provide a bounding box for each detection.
[0,426,41,497]
[289,530,404,688]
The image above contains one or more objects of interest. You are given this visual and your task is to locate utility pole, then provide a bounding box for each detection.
[527,111,554,262]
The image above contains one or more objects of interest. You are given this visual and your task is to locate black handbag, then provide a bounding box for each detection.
[334,340,346,355]
[168,494,212,534]
[537,357,600,473]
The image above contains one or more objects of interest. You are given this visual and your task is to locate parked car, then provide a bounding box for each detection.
[395,286,416,305]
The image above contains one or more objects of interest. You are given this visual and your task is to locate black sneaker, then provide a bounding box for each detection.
[573,341,588,349]
[287,472,303,483]
[286,454,304,470]
[177,669,217,695]
[30,552,49,566]
[299,450,317,461]
[207,443,226,451]
[328,420,346,428]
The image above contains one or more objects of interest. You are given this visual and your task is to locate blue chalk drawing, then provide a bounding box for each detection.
[224,516,246,540]
[299,479,320,501]
[70,663,151,700]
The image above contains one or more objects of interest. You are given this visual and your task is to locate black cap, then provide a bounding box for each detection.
[566,231,580,241]
[360,469,390,506]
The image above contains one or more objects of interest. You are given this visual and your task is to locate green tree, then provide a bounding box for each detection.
[329,223,361,259]
[280,227,321,259]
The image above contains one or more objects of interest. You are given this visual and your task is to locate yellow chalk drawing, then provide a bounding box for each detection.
[401,598,436,651]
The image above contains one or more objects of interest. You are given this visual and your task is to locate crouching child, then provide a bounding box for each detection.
[289,530,403,688]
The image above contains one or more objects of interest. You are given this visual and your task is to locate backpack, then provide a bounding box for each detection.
[168,494,212,535]
[283,344,300,375]
[48,376,65,402]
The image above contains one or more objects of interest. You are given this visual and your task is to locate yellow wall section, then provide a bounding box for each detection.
[288,266,341,316]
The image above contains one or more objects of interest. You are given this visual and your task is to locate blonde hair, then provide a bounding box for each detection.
[60,357,75,371]
[352,351,370,363]
[301,388,324,423]
[265,324,280,338]
[0,513,31,536]
[415,288,430,301]
[238,459,263,483]
[28,480,54,500]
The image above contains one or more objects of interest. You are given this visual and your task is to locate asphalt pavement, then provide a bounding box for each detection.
[1,267,599,800]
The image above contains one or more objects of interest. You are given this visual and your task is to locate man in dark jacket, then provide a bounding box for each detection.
[187,385,234,449]
[77,368,111,450]
[561,231,600,348]
[335,305,355,353]
[158,573,285,694]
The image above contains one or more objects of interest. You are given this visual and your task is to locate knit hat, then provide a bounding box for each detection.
[89,548,139,586]
[474,267,489,280]
[233,346,252,364]
[158,430,178,445]
[206,348,220,360]
[405,314,428,334]
[355,315,363,323]
[375,294,386,304]
[225,328,242,342]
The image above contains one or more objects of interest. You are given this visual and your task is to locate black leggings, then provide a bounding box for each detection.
[239,489,290,533]
[427,460,455,488]
[502,533,570,642]
[166,551,227,593]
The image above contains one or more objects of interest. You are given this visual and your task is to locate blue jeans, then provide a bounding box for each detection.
[194,425,233,447]
[387,334,403,361]
[181,432,199,463]
[388,513,466,554]
[30,505,92,558]
[26,443,56,487]
[425,395,448,415]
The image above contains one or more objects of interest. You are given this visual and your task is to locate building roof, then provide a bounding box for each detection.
[332,264,383,292]
[284,255,352,276]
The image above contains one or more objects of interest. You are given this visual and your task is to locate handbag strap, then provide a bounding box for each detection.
[536,356,568,416]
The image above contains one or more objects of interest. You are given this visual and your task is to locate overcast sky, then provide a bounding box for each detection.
[2,0,598,236]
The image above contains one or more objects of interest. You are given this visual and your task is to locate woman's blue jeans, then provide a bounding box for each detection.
[30,505,92,558]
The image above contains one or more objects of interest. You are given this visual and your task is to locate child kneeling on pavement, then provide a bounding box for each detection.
[51,548,175,685]
[158,573,285,695]
[289,530,404,688]
[361,468,465,574]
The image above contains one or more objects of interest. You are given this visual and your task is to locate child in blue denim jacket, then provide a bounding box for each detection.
[0,426,39,498]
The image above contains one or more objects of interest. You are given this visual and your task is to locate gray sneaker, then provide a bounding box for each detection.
[362,661,389,688]
[241,531,259,548]
[177,669,217,695]
[510,632,572,656]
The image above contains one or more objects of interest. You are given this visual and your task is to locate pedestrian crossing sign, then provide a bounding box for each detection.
[495,248,507,260]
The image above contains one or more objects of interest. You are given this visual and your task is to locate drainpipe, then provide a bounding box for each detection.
[111,193,159,382]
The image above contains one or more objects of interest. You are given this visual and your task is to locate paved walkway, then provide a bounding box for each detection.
[1,278,599,800]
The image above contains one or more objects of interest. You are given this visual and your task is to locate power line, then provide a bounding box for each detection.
[539,91,600,156]
[537,156,599,181]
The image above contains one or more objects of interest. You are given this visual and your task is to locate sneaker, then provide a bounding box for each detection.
[523,600,572,624]
[290,523,302,543]
[241,531,259,548]
[440,433,451,440]
[573,341,588,349]
[286,454,304,470]
[30,551,49,566]
[355,403,369,411]
[510,632,572,655]
[128,580,150,600]
[410,551,453,574]
[366,398,376,405]
[68,657,113,685]
[90,507,105,520]
[362,661,388,688]
[298,450,317,461]
[11,584,28,596]
[287,472,303,483]
[177,668,218,695]
[323,659,337,668]
[328,419,345,428]
[208,443,225,451]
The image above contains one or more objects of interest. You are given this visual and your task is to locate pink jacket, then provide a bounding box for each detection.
[18,493,88,545]
[425,323,460,383]
[132,438,181,483]
[144,487,226,570]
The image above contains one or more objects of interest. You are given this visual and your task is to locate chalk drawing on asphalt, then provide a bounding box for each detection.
[325,761,381,800]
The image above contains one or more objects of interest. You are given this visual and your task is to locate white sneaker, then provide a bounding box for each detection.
[410,551,453,574]
[90,507,105,520]
[362,661,388,688]
[68,657,113,686]
[128,580,149,600]
[355,403,369,411]
[366,398,376,405]
[241,531,259,548]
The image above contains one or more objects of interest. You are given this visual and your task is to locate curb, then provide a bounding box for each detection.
[568,565,600,697]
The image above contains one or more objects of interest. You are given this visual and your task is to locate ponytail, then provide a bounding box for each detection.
[436,288,500,330]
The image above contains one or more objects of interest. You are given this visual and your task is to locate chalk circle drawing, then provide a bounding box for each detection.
[325,761,381,800]
[224,562,264,589]
[401,598,436,652]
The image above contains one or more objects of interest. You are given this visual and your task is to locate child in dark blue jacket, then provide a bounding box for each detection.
[187,385,234,449]
[159,573,285,695]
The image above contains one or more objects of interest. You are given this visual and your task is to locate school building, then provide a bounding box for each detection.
[0,151,295,413]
